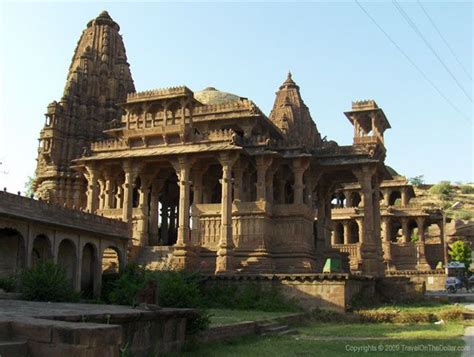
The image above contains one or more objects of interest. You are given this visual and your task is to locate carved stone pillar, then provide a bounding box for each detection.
[215,152,238,274]
[353,167,385,277]
[149,180,163,245]
[382,189,390,206]
[256,156,272,201]
[344,190,352,208]
[160,203,169,245]
[116,179,124,209]
[381,216,392,269]
[401,187,409,207]
[122,161,138,223]
[233,161,246,202]
[104,175,115,209]
[416,217,430,270]
[170,156,196,269]
[343,221,350,245]
[86,165,99,213]
[98,179,105,210]
[401,217,410,243]
[293,164,305,204]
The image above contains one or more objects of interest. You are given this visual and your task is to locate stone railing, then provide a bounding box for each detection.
[193,99,262,116]
[333,243,360,261]
[331,207,359,218]
[91,139,128,152]
[126,86,192,102]
[272,203,314,220]
[96,208,123,219]
[353,135,383,145]
[0,191,128,238]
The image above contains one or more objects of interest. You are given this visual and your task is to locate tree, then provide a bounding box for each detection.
[448,240,472,269]
[408,175,425,187]
[429,181,454,201]
[23,175,35,197]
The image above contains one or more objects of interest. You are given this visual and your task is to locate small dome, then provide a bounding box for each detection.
[194,87,245,105]
[386,165,400,177]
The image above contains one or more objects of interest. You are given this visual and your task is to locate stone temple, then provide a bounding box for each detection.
[2,11,447,299]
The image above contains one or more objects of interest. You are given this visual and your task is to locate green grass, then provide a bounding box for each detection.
[298,322,464,339]
[176,318,467,356]
[208,308,297,326]
[361,301,465,314]
[179,335,466,357]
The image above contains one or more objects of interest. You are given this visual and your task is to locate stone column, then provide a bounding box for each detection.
[416,217,430,270]
[86,165,99,213]
[256,156,272,201]
[233,161,245,202]
[136,177,151,246]
[116,179,124,209]
[382,189,391,206]
[344,190,352,208]
[216,152,238,274]
[401,218,410,243]
[103,174,115,209]
[160,203,169,245]
[381,216,392,269]
[353,167,384,277]
[343,221,350,244]
[401,188,409,207]
[149,179,165,245]
[98,179,105,210]
[292,160,306,204]
[122,161,138,223]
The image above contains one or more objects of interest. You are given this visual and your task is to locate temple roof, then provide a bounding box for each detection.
[194,87,245,105]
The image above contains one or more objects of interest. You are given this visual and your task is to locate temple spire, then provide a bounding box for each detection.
[270,72,321,148]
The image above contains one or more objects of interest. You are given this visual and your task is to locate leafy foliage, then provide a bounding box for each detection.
[21,261,79,302]
[448,240,472,269]
[0,275,17,292]
[429,181,454,201]
[23,175,35,197]
[460,185,474,194]
[410,232,419,243]
[408,175,424,187]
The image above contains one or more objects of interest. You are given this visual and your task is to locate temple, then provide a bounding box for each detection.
[29,11,446,280]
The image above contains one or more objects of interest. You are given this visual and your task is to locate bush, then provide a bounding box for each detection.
[106,264,153,306]
[438,308,465,321]
[455,211,474,221]
[0,275,17,292]
[203,282,299,312]
[155,270,204,308]
[21,261,79,302]
[429,181,454,201]
[460,185,474,194]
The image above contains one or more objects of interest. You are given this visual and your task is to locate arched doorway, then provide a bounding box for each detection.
[0,228,25,277]
[102,247,123,274]
[350,192,361,207]
[81,243,98,298]
[32,234,52,266]
[57,239,77,287]
[333,222,344,244]
[349,221,359,243]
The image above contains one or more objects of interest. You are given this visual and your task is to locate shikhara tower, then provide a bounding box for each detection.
[34,11,135,206]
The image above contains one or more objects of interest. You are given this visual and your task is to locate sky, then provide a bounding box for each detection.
[0,0,472,194]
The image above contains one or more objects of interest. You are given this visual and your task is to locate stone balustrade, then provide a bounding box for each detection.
[0,191,128,238]
[126,86,192,102]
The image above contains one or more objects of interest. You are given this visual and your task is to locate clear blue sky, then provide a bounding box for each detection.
[0,1,472,194]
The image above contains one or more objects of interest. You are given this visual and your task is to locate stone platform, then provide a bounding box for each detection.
[0,300,196,356]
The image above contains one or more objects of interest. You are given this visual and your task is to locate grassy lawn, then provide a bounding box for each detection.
[208,308,298,326]
[360,301,465,314]
[178,320,467,356]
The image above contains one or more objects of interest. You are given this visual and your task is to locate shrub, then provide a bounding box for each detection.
[455,211,474,221]
[460,185,474,194]
[155,270,204,308]
[106,264,152,306]
[429,181,454,201]
[203,282,299,312]
[0,275,17,292]
[437,308,465,321]
[21,261,79,302]
[408,175,425,187]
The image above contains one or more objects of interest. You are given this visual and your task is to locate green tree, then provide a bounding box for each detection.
[429,181,454,201]
[408,175,425,187]
[448,240,472,269]
[23,175,35,197]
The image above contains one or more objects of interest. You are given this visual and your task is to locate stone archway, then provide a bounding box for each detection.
[389,191,401,206]
[57,239,77,287]
[32,234,52,266]
[102,246,123,274]
[349,221,359,243]
[350,192,361,207]
[0,228,26,277]
[81,243,98,298]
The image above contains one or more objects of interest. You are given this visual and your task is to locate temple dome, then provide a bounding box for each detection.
[194,87,245,105]
[386,165,400,177]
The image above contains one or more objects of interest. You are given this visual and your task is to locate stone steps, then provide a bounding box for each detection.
[135,246,174,270]
[258,322,296,336]
[0,339,27,357]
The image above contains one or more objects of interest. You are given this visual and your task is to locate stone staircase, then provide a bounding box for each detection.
[135,246,174,270]
[257,321,297,336]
